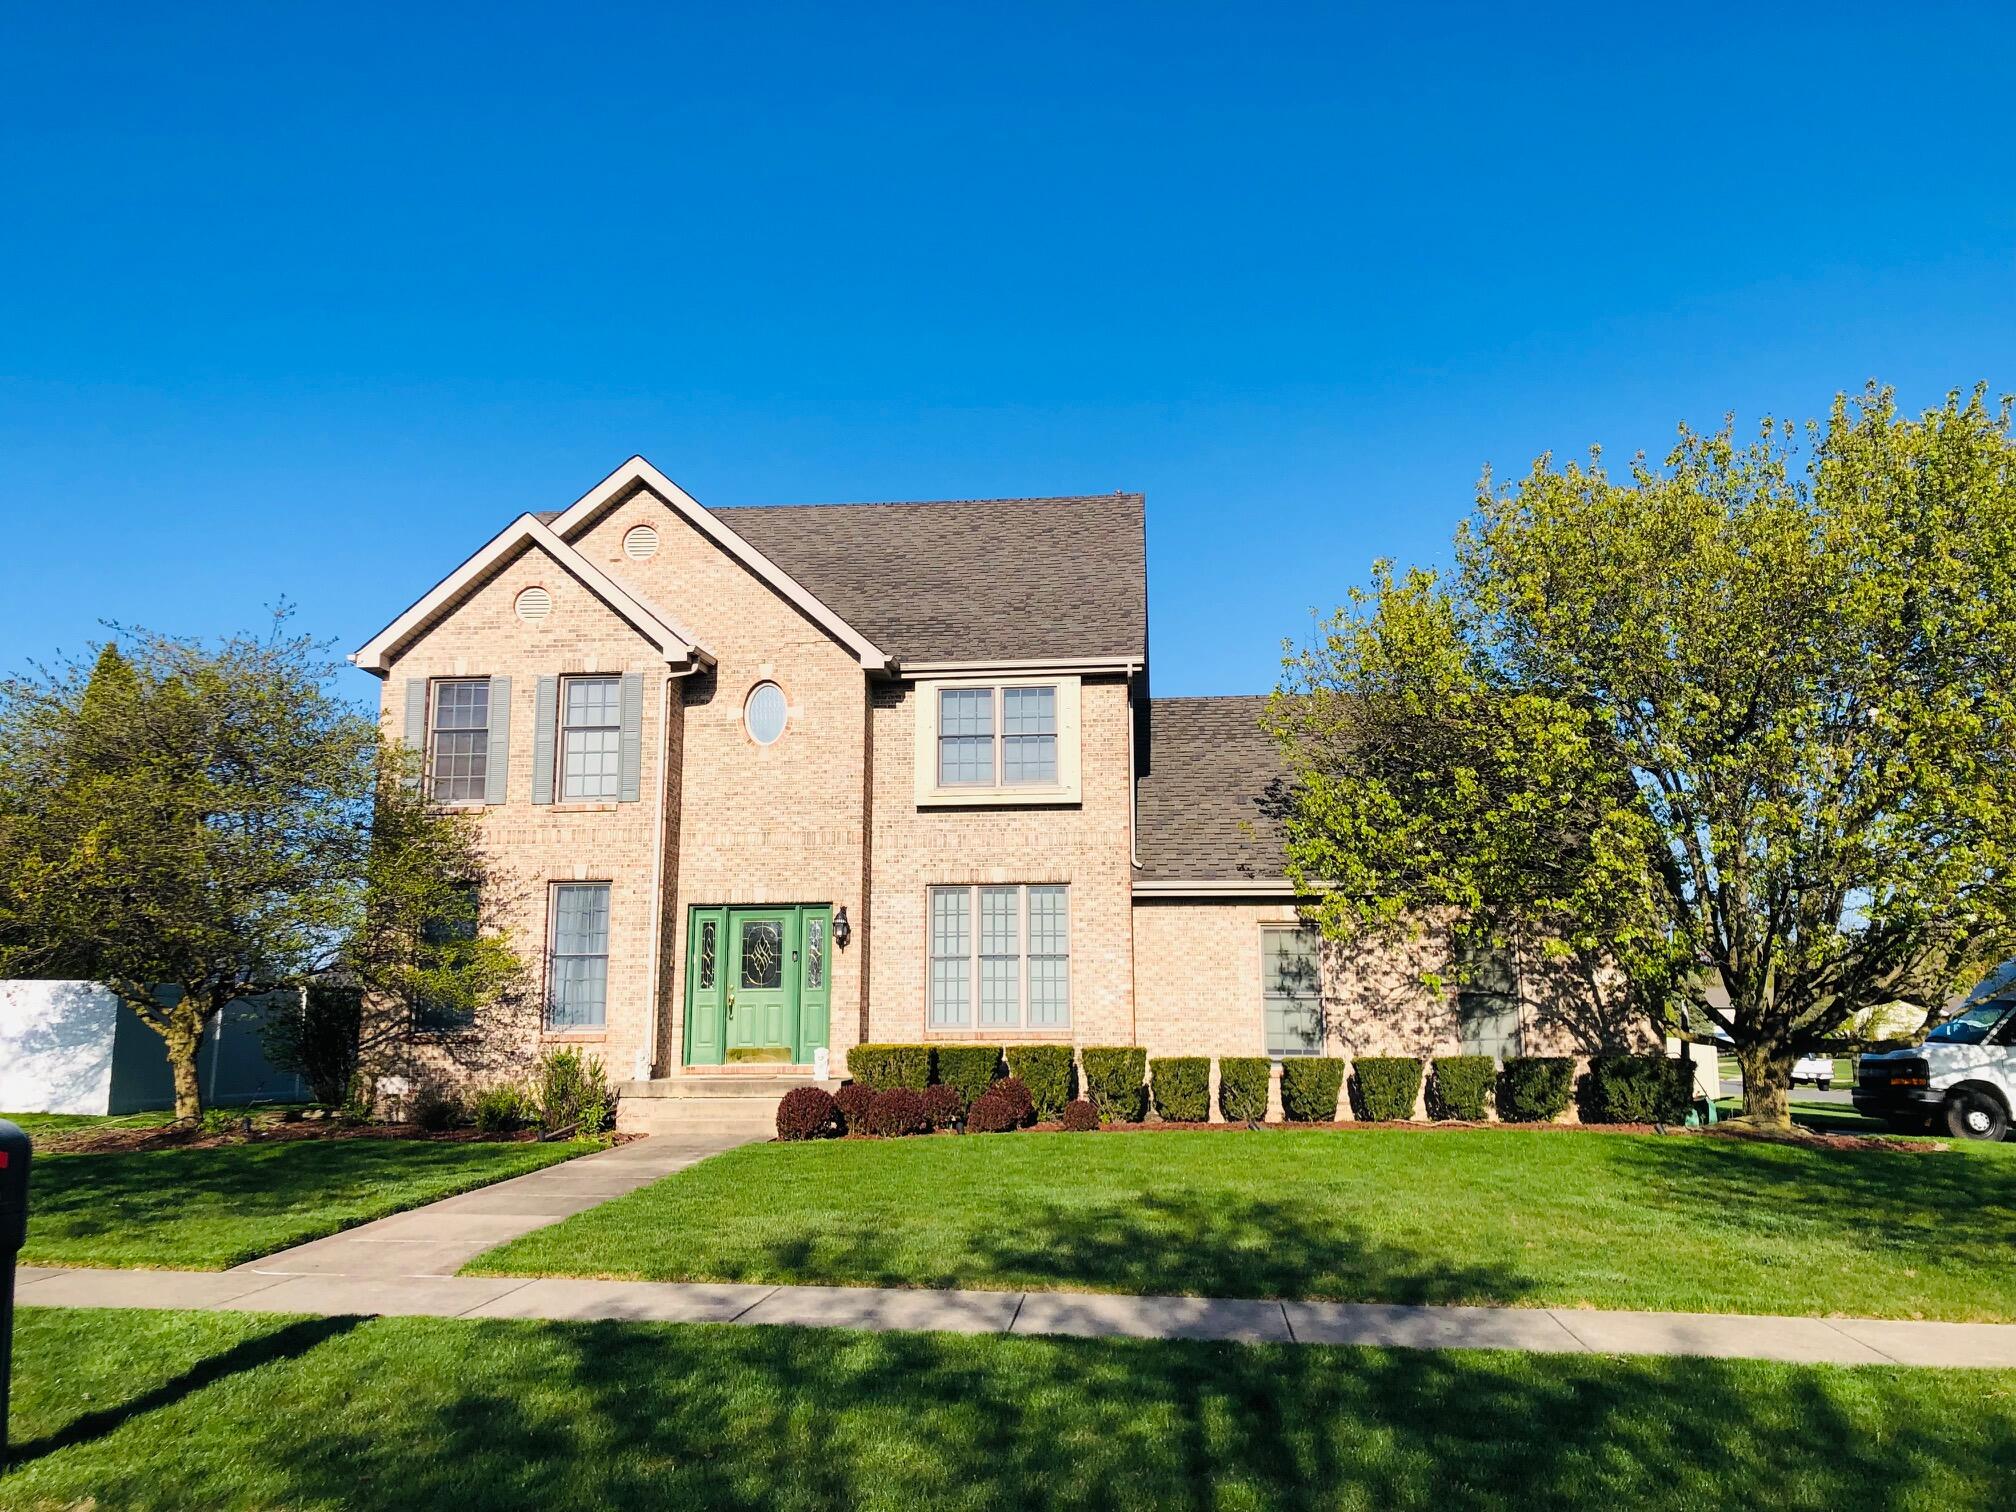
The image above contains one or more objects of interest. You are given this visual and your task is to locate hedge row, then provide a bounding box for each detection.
[814,1046,1689,1137]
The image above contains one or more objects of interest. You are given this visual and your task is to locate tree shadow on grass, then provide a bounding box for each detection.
[755,1185,1536,1305]
[14,1313,2012,1511]
[5,1314,363,1467]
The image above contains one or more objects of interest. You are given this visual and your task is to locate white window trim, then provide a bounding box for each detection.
[926,883,1071,1033]
[558,674,622,802]
[1260,922,1324,1059]
[913,675,1081,806]
[428,677,491,807]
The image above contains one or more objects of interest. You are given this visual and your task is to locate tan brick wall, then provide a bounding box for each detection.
[378,540,676,1087]
[864,675,1137,1060]
[571,488,871,1069]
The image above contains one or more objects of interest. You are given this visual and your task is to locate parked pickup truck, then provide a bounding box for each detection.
[1853,1000,2016,1141]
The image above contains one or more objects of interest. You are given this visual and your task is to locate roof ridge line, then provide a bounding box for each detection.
[715,492,1142,512]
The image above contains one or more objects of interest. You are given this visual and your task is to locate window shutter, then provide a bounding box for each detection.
[402,680,428,789]
[532,676,558,805]
[618,672,644,803]
[485,676,511,805]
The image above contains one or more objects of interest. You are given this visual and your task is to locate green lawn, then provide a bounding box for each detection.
[4,1307,2012,1511]
[468,1126,2016,1321]
[24,1136,598,1269]
[1,1108,179,1141]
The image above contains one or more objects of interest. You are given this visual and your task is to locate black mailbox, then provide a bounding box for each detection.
[0,1120,25,1254]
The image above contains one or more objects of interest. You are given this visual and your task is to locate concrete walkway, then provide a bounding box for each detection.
[18,1263,2016,1368]
[233,1133,752,1281]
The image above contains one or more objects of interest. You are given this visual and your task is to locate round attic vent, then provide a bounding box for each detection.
[515,586,552,623]
[623,524,660,560]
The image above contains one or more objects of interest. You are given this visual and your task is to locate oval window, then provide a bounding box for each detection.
[744,681,788,745]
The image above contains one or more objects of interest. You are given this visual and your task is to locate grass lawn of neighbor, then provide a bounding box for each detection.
[23,1135,600,1269]
[4,1306,2013,1511]
[2,1109,180,1141]
[469,1126,2016,1321]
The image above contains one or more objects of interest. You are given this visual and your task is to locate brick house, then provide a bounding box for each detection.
[353,457,1636,1128]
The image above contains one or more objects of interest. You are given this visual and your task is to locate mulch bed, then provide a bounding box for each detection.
[805,1116,1939,1154]
[38,1119,637,1157]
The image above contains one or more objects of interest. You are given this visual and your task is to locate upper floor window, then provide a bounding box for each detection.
[936,685,1058,787]
[560,675,621,801]
[1262,925,1322,1057]
[430,679,490,803]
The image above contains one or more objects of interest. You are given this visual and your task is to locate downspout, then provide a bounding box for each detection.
[641,666,674,1081]
[1125,661,1142,1045]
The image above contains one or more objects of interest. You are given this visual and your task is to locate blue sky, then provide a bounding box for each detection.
[4,1,2013,697]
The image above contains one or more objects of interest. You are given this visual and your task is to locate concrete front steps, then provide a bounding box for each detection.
[615,1072,839,1138]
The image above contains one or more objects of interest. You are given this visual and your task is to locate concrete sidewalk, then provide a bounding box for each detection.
[17,1264,2016,1368]
[224,1134,746,1281]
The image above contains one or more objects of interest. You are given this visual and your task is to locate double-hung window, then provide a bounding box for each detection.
[429,679,490,803]
[1262,926,1322,1057]
[548,883,611,1030]
[412,883,480,1031]
[1454,937,1523,1059]
[936,685,1057,787]
[560,675,622,801]
[928,884,1069,1029]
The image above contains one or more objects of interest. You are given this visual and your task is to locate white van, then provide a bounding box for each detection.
[1853,999,2016,1140]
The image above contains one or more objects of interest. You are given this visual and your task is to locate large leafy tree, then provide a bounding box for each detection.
[1267,386,2016,1124]
[0,617,522,1119]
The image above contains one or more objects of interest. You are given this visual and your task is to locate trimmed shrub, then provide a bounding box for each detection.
[536,1047,612,1135]
[966,1092,1020,1133]
[1005,1046,1074,1119]
[1579,1053,1691,1125]
[864,1087,929,1137]
[991,1075,1036,1126]
[849,1044,931,1091]
[1430,1056,1495,1121]
[1060,1099,1100,1131]
[1218,1056,1272,1123]
[472,1083,534,1134]
[1499,1057,1575,1122]
[776,1086,837,1141]
[1350,1057,1424,1122]
[1280,1057,1346,1122]
[920,1083,963,1130]
[1150,1057,1210,1122]
[1080,1046,1148,1123]
[833,1082,877,1133]
[411,1086,465,1131]
[931,1045,1001,1110]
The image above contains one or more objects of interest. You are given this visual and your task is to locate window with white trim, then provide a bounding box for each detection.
[1262,926,1322,1057]
[548,883,611,1030]
[937,685,1057,787]
[429,679,490,803]
[559,675,621,801]
[928,884,1069,1028]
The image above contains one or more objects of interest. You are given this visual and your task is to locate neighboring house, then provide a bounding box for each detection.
[352,457,1628,1125]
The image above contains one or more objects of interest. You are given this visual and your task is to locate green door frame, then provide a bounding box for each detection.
[682,903,832,1066]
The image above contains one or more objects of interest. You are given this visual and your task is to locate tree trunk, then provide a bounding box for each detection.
[164,1015,205,1122]
[1736,1042,1793,1128]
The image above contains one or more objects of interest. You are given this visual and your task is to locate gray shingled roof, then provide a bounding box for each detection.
[1135,695,1292,881]
[710,494,1147,664]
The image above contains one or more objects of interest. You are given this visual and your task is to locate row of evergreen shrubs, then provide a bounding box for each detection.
[811,1044,1688,1137]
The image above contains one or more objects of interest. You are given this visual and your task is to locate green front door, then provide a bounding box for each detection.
[683,904,832,1066]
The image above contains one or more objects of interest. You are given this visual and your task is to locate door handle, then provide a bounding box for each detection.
[726,991,735,1018]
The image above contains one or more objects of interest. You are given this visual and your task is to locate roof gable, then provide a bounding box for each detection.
[350,515,708,676]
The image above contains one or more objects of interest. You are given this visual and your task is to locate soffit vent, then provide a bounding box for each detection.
[623,524,660,561]
[515,585,553,623]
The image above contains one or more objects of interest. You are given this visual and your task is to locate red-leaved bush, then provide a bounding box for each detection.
[919,1083,962,1130]
[1060,1099,1100,1131]
[864,1087,929,1137]
[833,1083,877,1134]
[991,1075,1035,1126]
[775,1086,836,1141]
[965,1092,1020,1133]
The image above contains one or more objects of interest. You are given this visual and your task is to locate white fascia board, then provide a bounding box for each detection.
[1131,879,1303,900]
[548,456,895,672]
[348,514,712,676]
[898,656,1143,678]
